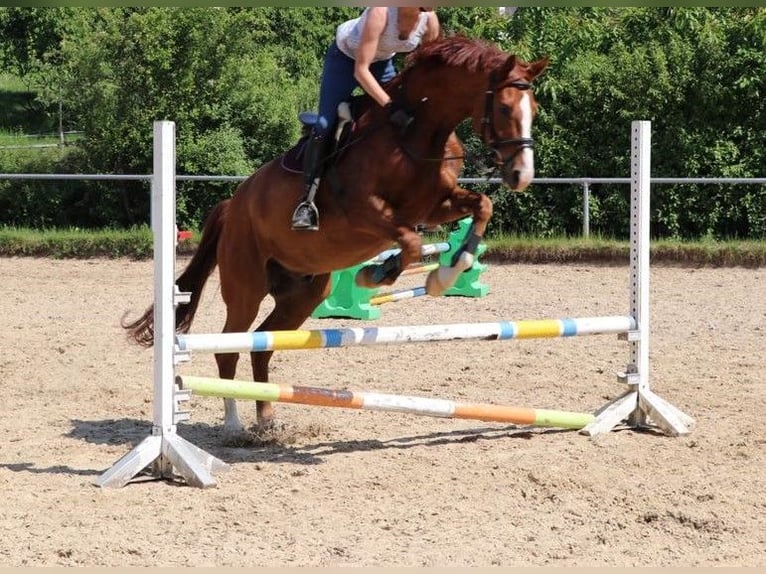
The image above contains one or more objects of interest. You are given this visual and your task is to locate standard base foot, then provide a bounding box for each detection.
[95,433,229,488]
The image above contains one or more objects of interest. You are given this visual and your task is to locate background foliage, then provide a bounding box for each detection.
[0,6,763,239]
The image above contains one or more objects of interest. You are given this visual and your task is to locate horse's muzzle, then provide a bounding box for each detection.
[499,145,534,191]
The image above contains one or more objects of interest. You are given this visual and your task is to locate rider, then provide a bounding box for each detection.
[291,6,440,231]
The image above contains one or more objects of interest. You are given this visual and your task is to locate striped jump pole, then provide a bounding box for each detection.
[369,264,437,306]
[370,286,427,306]
[176,315,636,354]
[368,241,450,264]
[399,261,439,277]
[177,376,595,430]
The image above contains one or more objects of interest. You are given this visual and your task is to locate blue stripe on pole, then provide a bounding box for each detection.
[323,329,344,348]
[412,287,427,297]
[498,321,516,339]
[176,336,186,351]
[561,318,578,336]
[251,332,270,351]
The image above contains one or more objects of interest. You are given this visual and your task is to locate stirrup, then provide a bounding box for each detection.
[291,201,319,231]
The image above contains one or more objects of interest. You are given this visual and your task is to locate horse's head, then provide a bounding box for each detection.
[391,37,548,190]
[474,55,549,191]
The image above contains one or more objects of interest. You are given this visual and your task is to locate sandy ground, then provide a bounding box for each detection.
[0,256,764,566]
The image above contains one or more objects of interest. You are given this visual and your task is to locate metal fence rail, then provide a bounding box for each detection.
[465,177,766,237]
[1,173,764,237]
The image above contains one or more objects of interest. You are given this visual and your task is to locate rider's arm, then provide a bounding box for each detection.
[423,10,440,42]
[353,7,394,108]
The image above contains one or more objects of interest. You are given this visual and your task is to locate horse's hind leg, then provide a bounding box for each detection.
[250,268,332,428]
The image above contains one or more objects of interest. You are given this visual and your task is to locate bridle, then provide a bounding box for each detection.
[481,79,535,172]
[328,75,537,174]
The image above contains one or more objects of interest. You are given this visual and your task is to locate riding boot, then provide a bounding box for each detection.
[291,134,327,231]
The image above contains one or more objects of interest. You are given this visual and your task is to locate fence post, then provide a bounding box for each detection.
[582,181,590,238]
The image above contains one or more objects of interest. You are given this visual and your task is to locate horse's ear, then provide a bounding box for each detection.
[494,55,517,83]
[527,56,550,81]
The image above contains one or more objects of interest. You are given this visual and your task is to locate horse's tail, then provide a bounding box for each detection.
[122,199,229,347]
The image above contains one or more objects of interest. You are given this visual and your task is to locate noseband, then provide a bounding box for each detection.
[481,80,535,171]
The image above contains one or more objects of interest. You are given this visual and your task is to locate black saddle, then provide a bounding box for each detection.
[280,98,364,173]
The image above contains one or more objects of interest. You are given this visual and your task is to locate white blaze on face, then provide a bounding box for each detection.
[514,91,535,188]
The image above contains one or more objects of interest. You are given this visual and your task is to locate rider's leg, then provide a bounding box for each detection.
[291,133,327,230]
[292,41,357,231]
[370,57,397,84]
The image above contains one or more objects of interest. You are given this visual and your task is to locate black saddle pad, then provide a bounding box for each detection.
[281,136,309,173]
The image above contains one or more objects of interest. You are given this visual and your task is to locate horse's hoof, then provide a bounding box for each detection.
[221,424,251,446]
[223,423,245,436]
[425,269,447,296]
[246,418,287,444]
[354,267,375,289]
[256,418,286,433]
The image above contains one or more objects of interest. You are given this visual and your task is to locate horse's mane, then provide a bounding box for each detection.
[404,34,509,75]
[373,35,512,120]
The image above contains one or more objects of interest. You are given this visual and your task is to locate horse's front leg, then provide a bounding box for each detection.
[355,225,423,288]
[423,188,493,296]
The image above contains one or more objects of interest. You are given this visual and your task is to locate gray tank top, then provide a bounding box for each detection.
[336,8,430,62]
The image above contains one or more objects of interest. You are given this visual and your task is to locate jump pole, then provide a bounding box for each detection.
[175,316,637,354]
[311,218,488,320]
[369,241,450,263]
[398,261,439,277]
[370,286,427,306]
[178,376,595,430]
[369,264,438,306]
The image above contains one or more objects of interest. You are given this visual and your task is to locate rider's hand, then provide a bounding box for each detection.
[386,101,414,132]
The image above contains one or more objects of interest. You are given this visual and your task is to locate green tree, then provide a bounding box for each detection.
[487,7,765,239]
[0,7,88,133]
[1,6,764,238]
[52,7,336,227]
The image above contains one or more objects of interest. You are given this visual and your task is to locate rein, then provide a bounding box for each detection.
[321,77,536,178]
[398,78,536,174]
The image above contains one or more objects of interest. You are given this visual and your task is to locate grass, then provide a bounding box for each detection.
[0,72,30,93]
[0,72,61,135]
[1,226,764,267]
[0,226,157,259]
[0,130,83,148]
[483,234,766,267]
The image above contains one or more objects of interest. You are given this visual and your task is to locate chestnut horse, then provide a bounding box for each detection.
[125,35,548,435]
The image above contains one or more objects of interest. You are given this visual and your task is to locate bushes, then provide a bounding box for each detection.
[0,7,764,239]
[0,145,152,229]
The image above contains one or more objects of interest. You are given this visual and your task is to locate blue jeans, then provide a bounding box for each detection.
[314,41,397,137]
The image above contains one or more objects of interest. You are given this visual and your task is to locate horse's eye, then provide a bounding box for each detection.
[499,104,511,118]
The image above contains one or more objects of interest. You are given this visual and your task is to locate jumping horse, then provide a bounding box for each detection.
[124,35,548,435]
